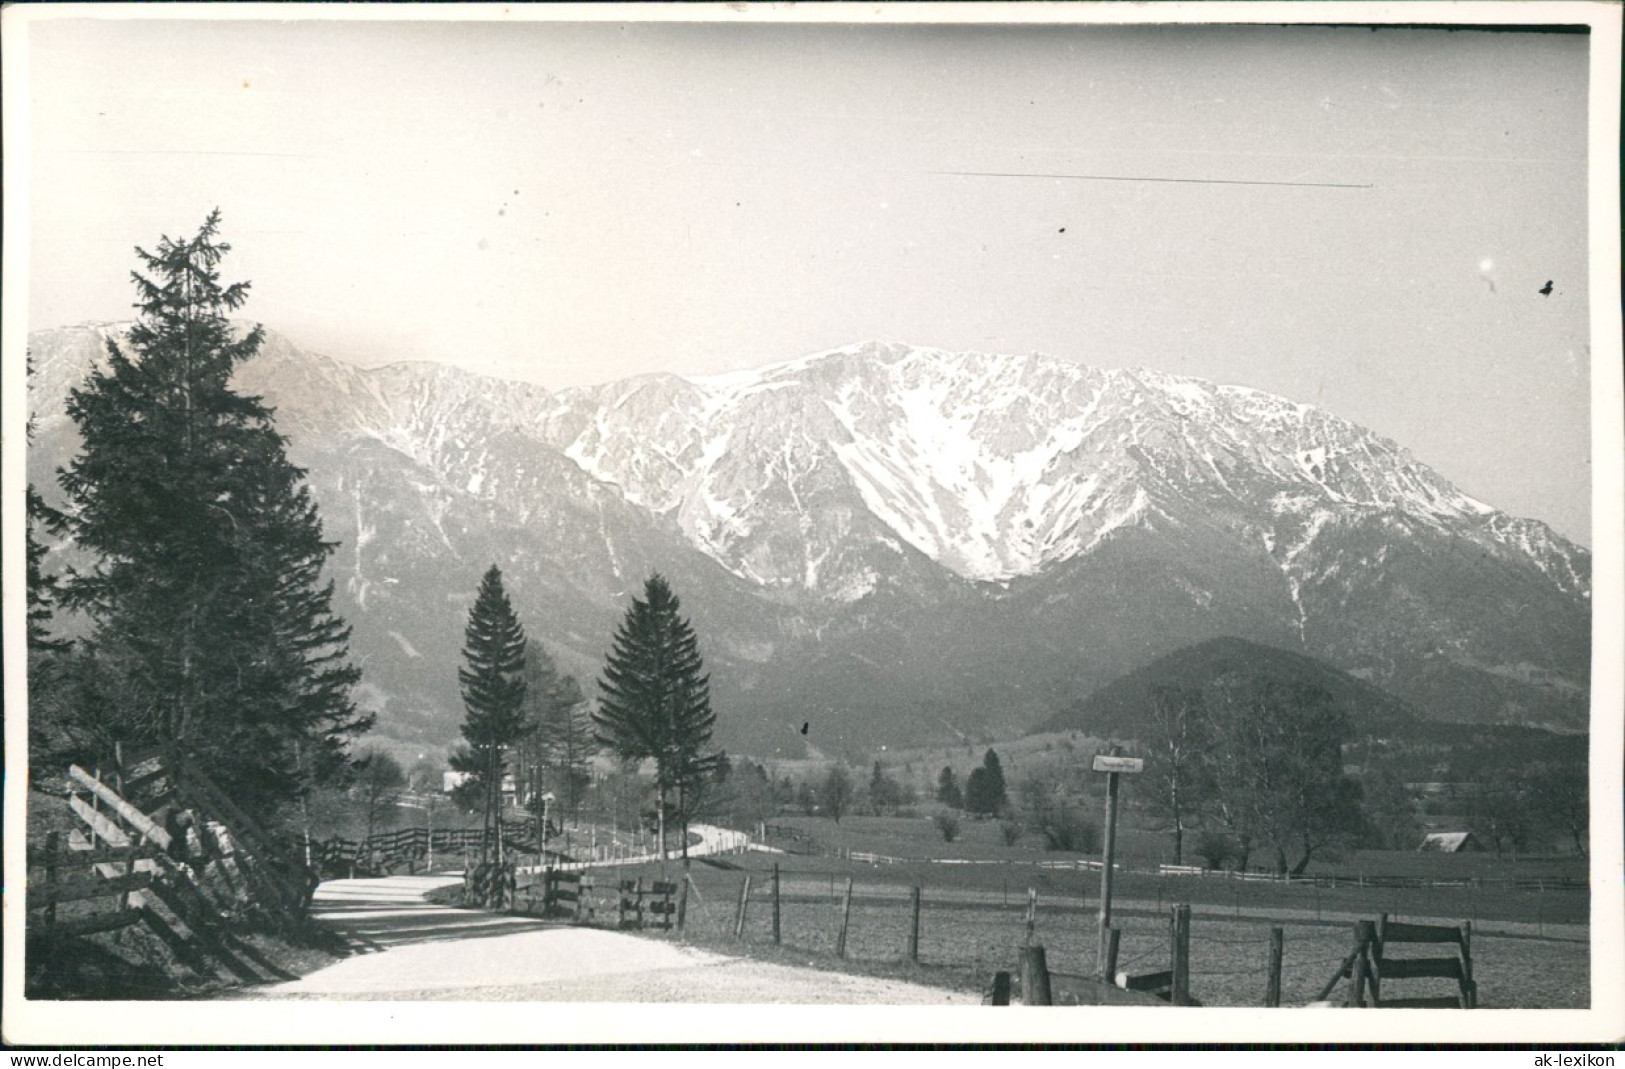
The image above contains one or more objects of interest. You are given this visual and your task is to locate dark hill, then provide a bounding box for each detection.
[1042,636,1418,740]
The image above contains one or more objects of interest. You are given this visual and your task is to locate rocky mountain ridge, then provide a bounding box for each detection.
[26,324,1592,755]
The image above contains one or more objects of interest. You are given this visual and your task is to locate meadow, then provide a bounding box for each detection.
[549,812,1590,1008]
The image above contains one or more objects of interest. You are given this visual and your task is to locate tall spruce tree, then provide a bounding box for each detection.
[965,748,1009,816]
[451,565,531,866]
[594,574,720,858]
[26,352,80,767]
[55,211,365,823]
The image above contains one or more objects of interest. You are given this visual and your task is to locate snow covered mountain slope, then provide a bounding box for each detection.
[26,326,1592,754]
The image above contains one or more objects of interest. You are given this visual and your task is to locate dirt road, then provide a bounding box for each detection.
[254,876,977,1003]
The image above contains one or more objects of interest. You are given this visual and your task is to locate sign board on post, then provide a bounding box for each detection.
[1093,750,1142,979]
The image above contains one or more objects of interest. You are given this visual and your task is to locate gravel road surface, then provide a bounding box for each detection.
[254,876,976,1004]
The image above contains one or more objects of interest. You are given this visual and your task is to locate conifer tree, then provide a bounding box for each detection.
[936,765,964,810]
[451,565,530,866]
[594,574,720,858]
[55,211,365,822]
[965,748,1009,816]
[26,352,79,766]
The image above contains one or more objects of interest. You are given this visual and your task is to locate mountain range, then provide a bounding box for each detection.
[26,325,1592,758]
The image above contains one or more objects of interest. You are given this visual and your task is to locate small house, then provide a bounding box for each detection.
[1418,830,1480,853]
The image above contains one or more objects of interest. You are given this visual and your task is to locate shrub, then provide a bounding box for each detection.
[1194,830,1235,870]
[999,820,1024,847]
[933,812,961,843]
[1035,811,1100,853]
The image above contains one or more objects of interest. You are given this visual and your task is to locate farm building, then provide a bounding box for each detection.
[1418,830,1481,853]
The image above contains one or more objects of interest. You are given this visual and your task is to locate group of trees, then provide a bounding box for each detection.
[448,566,727,866]
[935,749,1008,817]
[1138,676,1366,875]
[27,212,369,829]
[26,213,728,867]
[1456,760,1588,859]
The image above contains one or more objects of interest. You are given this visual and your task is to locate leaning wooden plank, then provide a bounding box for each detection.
[134,906,217,979]
[69,794,133,848]
[68,765,172,850]
[168,755,289,863]
[33,870,152,907]
[141,878,264,984]
[1313,947,1361,1002]
[28,841,162,868]
[35,909,143,938]
[167,777,303,914]
[1375,957,1463,981]
[122,766,170,796]
[1115,970,1174,992]
[1381,922,1465,946]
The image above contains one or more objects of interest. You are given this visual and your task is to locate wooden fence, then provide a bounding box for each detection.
[1313,914,1476,1008]
[308,821,538,876]
[27,746,317,989]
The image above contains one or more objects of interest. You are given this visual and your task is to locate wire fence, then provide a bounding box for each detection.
[654,861,1417,1006]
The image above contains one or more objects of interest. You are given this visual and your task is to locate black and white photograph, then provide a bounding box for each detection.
[4,1,1620,1048]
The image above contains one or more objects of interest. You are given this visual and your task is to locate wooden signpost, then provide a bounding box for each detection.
[1093,751,1144,980]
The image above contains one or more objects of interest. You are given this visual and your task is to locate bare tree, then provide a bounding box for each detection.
[1141,686,1206,866]
[355,748,407,843]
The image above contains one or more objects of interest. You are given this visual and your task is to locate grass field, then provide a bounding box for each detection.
[542,808,1589,1008]
[559,849,1587,1008]
[753,815,1588,923]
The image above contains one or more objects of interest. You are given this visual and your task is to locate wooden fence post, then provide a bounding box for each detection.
[734,875,752,939]
[1020,944,1053,1005]
[907,885,922,964]
[1025,887,1038,946]
[1170,904,1192,1006]
[1265,927,1284,1008]
[1460,921,1475,1008]
[1103,925,1121,980]
[835,877,854,959]
[991,970,1012,1006]
[43,831,60,928]
[1347,921,1374,1007]
[677,861,690,932]
[772,864,781,946]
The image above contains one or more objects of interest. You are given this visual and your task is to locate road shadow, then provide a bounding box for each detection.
[318,904,561,952]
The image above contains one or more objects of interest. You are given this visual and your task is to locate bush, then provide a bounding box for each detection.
[999,820,1024,846]
[1035,811,1100,853]
[1194,830,1235,870]
[933,812,961,843]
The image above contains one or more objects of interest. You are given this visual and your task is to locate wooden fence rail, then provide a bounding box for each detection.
[28,749,318,991]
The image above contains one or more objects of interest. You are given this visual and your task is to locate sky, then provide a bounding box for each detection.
[15,13,1597,544]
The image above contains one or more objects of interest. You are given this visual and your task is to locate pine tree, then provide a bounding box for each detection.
[26,352,79,766]
[55,211,365,823]
[936,765,963,810]
[452,565,531,867]
[594,574,720,858]
[820,764,853,824]
[965,748,1008,816]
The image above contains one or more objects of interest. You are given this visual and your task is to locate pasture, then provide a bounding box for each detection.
[556,813,1589,1008]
